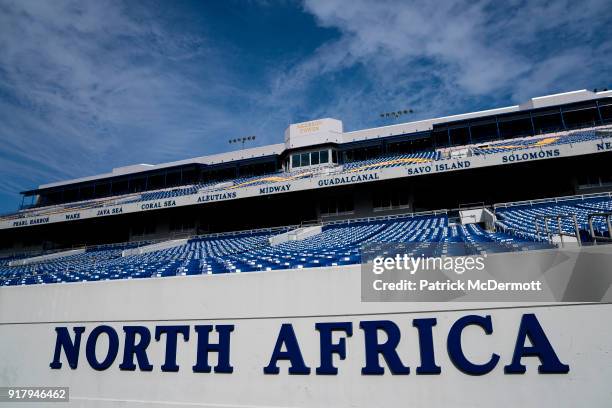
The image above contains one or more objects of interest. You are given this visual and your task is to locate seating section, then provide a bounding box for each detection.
[9,192,611,288]
[3,126,609,223]
[472,129,608,155]
[0,242,153,286]
[0,196,114,221]
[1,151,439,221]
[122,185,200,204]
[342,151,441,172]
[495,196,612,240]
[1,212,558,287]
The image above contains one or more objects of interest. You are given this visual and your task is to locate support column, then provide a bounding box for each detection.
[560,108,567,130]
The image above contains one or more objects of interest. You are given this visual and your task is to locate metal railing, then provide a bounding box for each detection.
[323,209,448,227]
[192,225,297,240]
[494,191,612,210]
[588,212,612,243]
[458,201,485,210]
[535,214,581,246]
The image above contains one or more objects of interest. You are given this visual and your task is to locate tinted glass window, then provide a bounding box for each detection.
[311,151,320,165]
[320,150,329,163]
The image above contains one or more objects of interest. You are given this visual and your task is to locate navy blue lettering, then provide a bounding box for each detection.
[447,315,499,375]
[192,325,234,373]
[505,314,570,374]
[119,326,153,371]
[413,318,441,374]
[50,326,85,369]
[263,324,310,375]
[360,320,409,375]
[86,325,119,371]
[315,322,353,375]
[155,325,190,372]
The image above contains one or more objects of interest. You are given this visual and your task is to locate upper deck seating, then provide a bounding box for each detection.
[3,126,608,222]
[342,151,441,172]
[472,129,608,155]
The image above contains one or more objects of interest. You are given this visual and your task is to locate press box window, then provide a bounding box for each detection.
[293,149,333,168]
[320,150,329,163]
[311,151,320,165]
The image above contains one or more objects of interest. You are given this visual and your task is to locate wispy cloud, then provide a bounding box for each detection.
[265,0,612,127]
[0,0,253,210]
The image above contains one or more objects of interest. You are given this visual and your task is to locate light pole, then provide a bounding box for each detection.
[228,135,256,150]
[379,109,414,120]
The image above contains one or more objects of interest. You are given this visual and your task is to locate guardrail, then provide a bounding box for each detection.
[323,209,448,227]
[535,214,581,247]
[191,225,297,240]
[588,212,612,243]
[459,202,485,210]
[494,191,612,209]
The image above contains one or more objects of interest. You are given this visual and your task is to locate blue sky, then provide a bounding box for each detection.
[0,0,611,212]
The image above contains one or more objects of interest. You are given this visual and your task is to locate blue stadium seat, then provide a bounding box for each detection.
[495,196,612,241]
[472,129,608,155]
[1,210,568,287]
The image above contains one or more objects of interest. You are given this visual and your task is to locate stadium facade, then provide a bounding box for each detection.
[2,88,612,250]
[0,89,611,407]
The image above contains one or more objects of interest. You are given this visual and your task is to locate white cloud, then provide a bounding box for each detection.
[266,0,612,127]
[0,0,254,209]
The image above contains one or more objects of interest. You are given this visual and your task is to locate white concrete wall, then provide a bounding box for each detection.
[121,239,189,257]
[8,248,85,266]
[285,118,343,149]
[269,226,322,246]
[458,207,497,229]
[459,208,486,225]
[0,259,610,407]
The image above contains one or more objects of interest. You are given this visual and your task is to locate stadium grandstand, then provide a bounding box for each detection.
[1,88,612,286]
